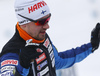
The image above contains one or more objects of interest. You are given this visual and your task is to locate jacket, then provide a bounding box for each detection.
[0,24,93,76]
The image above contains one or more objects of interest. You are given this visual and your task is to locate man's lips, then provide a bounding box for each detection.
[40,31,46,34]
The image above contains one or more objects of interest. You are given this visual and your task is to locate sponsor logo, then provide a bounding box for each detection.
[1,66,15,72]
[36,48,43,53]
[37,60,47,70]
[48,44,52,53]
[15,8,24,12]
[36,53,46,64]
[1,60,18,67]
[49,51,55,67]
[1,71,13,76]
[37,73,40,76]
[52,58,55,68]
[28,1,47,13]
[19,20,29,24]
[43,38,50,48]
[37,67,49,76]
[50,51,54,60]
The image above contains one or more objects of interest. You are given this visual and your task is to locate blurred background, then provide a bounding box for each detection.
[0,0,100,76]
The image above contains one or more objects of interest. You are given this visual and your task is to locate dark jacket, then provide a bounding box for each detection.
[0,27,93,76]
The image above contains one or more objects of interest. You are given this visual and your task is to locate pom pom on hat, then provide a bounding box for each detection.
[14,0,50,25]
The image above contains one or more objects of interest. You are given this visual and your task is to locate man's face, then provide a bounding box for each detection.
[24,14,50,40]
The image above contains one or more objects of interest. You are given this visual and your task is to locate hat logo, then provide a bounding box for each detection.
[28,1,47,13]
[41,10,46,14]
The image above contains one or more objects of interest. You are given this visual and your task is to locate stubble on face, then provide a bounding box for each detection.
[35,28,46,40]
[24,14,50,40]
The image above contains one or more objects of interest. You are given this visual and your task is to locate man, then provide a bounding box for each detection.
[0,0,100,76]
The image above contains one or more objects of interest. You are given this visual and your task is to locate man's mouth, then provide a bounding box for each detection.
[40,31,46,34]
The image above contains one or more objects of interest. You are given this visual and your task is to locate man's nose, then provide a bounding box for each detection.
[42,23,50,29]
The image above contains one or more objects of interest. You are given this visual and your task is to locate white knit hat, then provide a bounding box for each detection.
[14,0,50,25]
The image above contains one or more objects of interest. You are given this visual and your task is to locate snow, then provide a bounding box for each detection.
[0,0,100,76]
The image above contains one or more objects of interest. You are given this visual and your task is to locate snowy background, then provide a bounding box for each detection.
[0,0,100,76]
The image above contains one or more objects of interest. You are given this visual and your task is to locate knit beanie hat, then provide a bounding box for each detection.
[14,0,50,25]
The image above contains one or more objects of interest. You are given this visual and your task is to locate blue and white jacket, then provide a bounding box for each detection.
[0,28,92,76]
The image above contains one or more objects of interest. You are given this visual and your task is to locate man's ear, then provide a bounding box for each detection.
[20,24,27,29]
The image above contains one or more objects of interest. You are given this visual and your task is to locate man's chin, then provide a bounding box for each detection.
[38,34,45,40]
